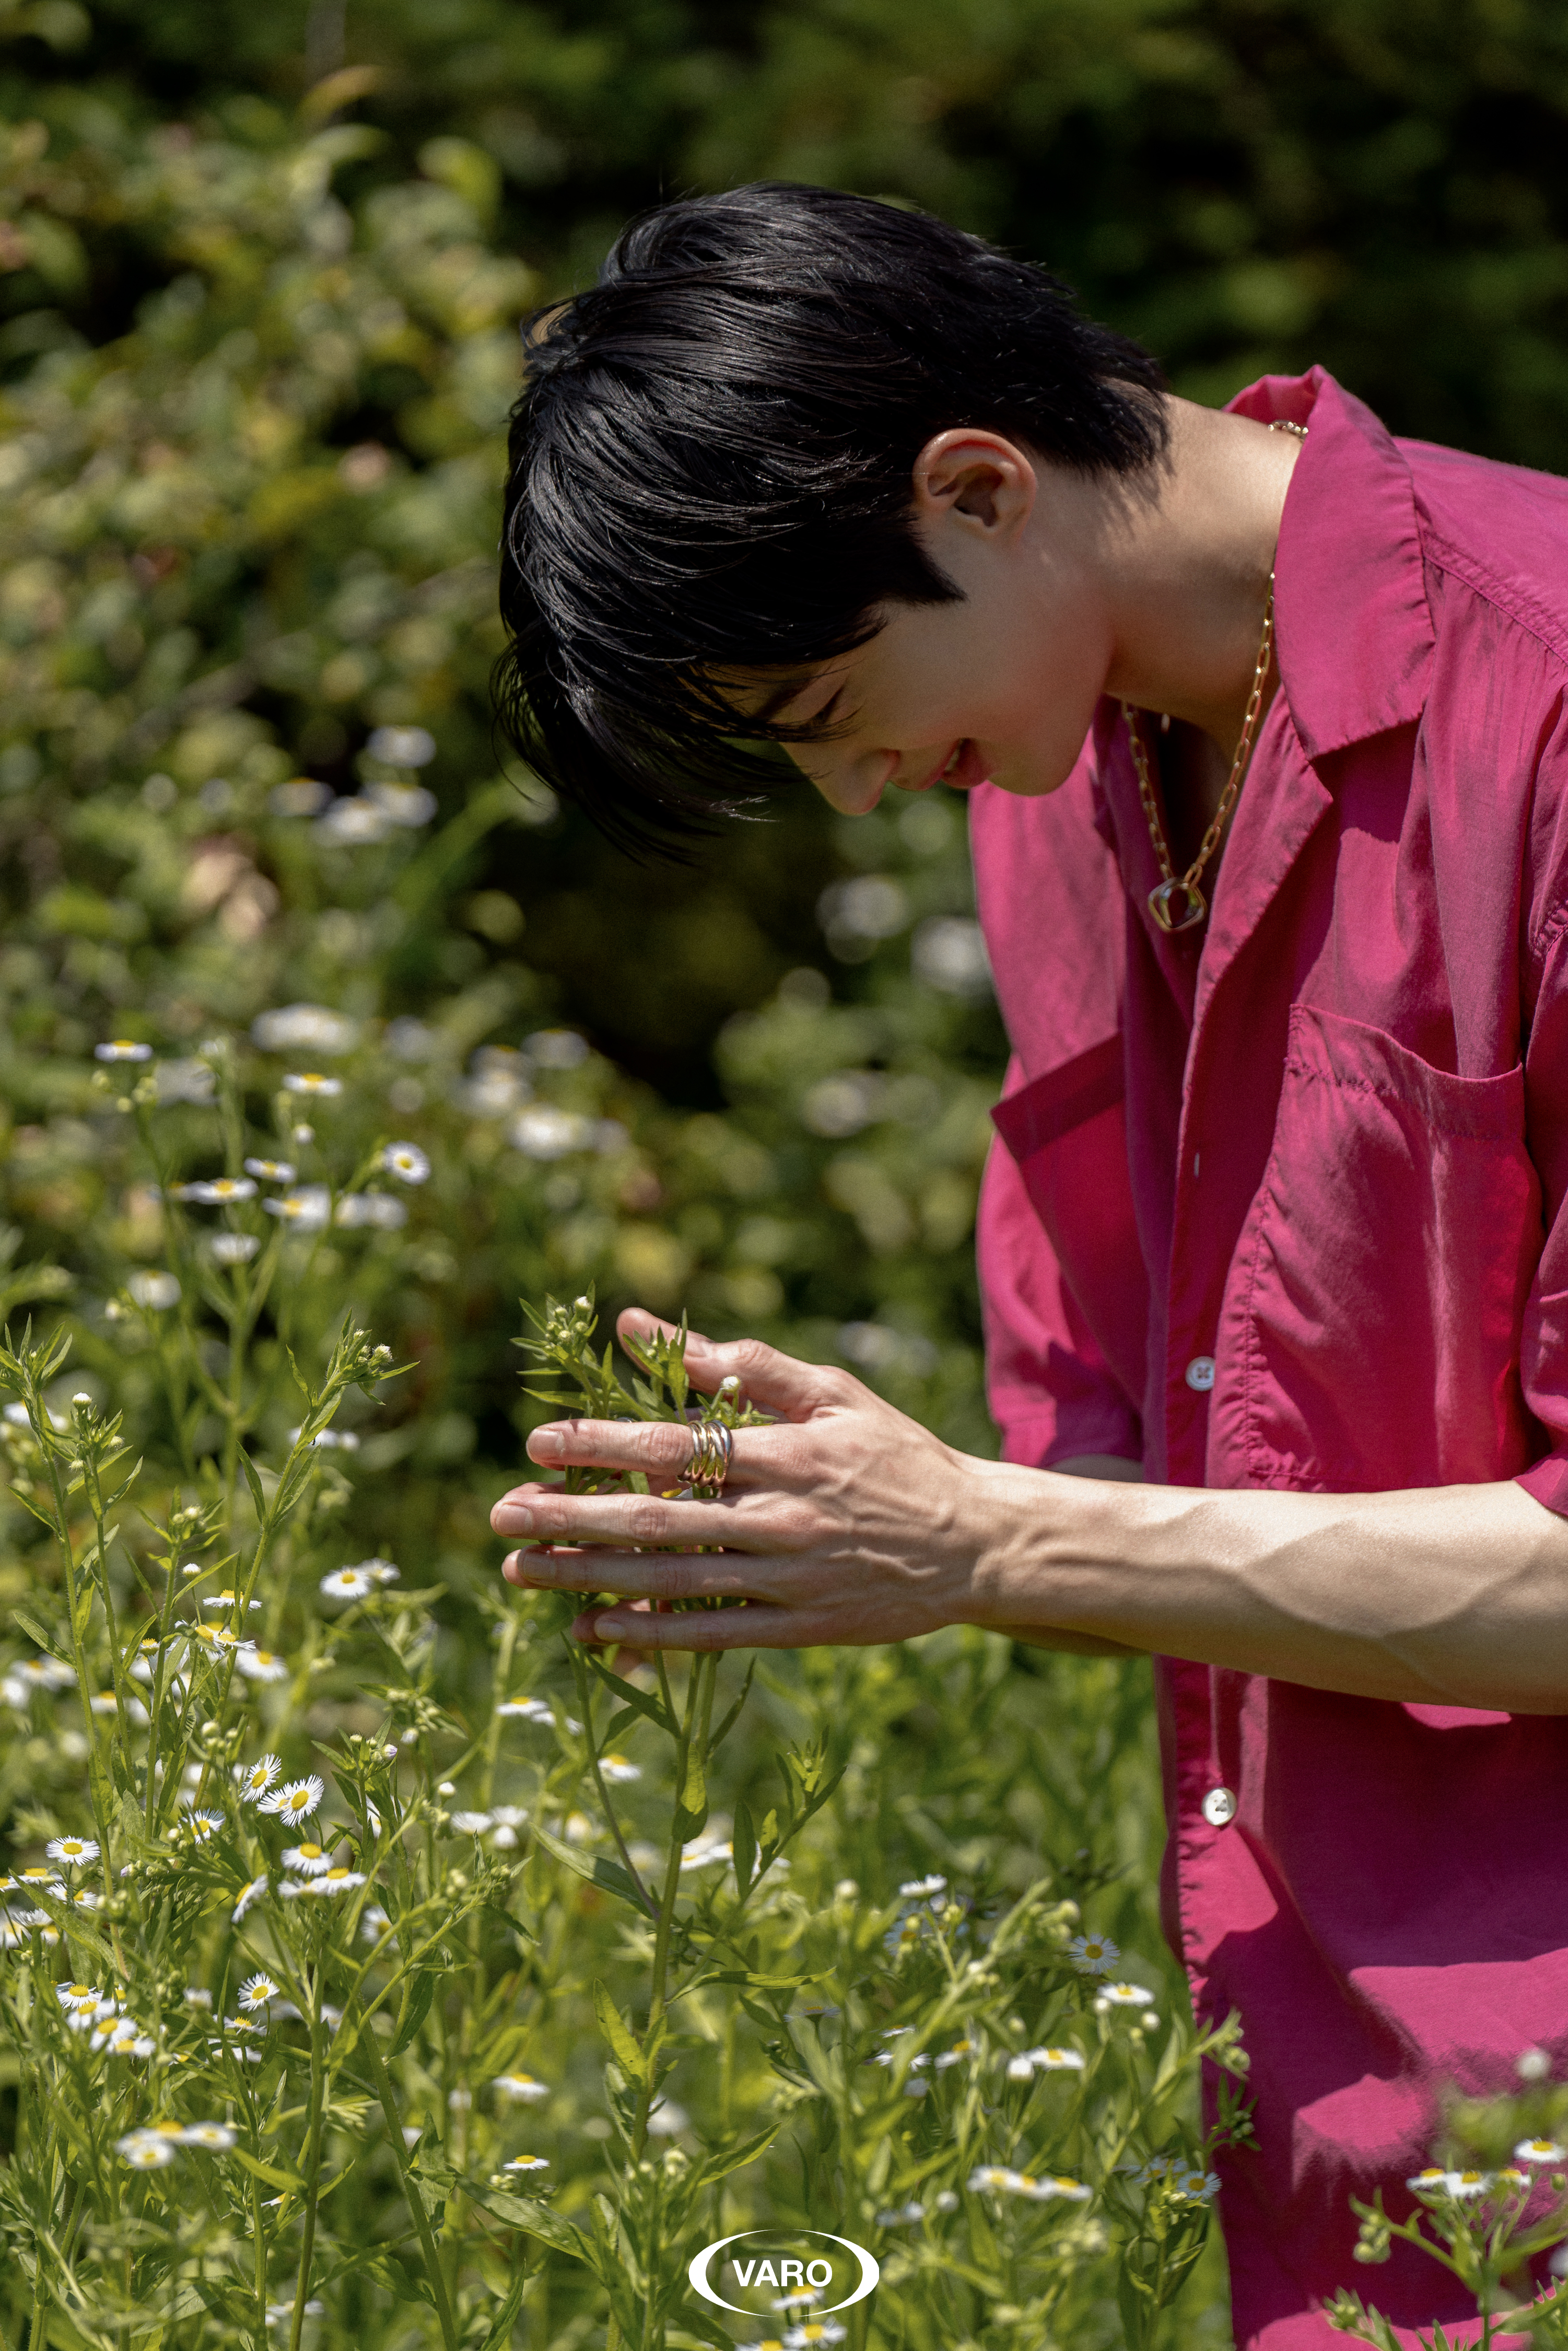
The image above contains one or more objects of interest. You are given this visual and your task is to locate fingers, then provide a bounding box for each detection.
[571,1599,813,1652]
[492,1480,792,1553]
[519,1416,748,1483]
[617,1308,851,1421]
[501,1542,768,1604]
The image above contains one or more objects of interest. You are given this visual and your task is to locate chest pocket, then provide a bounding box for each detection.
[1208,1003,1542,1493]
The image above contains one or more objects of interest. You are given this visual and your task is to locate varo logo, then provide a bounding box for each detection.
[687,2229,879,2317]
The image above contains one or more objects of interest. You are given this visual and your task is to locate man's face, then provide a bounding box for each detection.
[735,434,1115,817]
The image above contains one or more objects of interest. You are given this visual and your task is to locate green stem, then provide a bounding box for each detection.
[359,2017,460,2351]
[250,2167,268,2351]
[287,1983,329,2351]
[629,1651,717,2165]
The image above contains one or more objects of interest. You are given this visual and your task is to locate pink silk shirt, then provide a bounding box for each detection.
[970,367,1568,2348]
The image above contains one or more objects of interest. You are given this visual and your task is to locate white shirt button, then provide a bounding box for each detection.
[1185,1355,1216,1392]
[1202,1786,1237,1827]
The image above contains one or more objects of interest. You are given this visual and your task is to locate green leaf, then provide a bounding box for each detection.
[531,1821,651,1913]
[11,1610,67,1663]
[732,1797,757,1897]
[592,1979,647,2084]
[390,1968,439,2057]
[677,1742,706,1824]
[688,2122,779,2192]
[707,1655,755,1755]
[464,2182,595,2266]
[237,1445,267,1523]
[231,2148,305,2193]
[475,2265,529,2351]
[586,1651,674,1733]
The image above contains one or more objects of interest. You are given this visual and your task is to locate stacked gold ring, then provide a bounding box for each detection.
[686,1418,734,1496]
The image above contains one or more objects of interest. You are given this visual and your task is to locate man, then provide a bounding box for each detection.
[490,181,1568,2345]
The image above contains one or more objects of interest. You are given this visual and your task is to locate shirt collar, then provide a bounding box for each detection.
[1228,366,1435,762]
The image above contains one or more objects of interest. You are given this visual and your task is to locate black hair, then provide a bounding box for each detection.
[494,182,1166,856]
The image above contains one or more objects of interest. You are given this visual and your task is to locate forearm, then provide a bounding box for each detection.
[974,1468,1568,1713]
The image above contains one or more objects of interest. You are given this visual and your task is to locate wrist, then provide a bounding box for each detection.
[963,1456,1150,1640]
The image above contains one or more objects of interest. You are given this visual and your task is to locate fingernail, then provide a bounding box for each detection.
[500,1506,533,1534]
[529,1428,565,1459]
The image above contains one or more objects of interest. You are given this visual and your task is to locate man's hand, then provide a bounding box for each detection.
[490,1308,1013,1651]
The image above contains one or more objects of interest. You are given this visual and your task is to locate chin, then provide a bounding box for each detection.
[981,759,1071,799]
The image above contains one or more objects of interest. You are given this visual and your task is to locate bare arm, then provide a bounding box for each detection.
[994,1453,1144,1658]
[491,1320,1568,1715]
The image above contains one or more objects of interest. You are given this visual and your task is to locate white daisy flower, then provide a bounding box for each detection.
[45,1836,99,1867]
[491,1805,528,1829]
[231,1871,268,1928]
[1067,1934,1121,1975]
[1516,2137,1567,2164]
[307,1867,367,1896]
[380,1143,430,1183]
[238,1974,279,2011]
[96,1039,153,1062]
[118,2131,178,2169]
[169,1177,256,1205]
[784,2326,847,2349]
[19,1655,75,1691]
[180,2122,236,2150]
[282,1842,332,1875]
[1447,2171,1494,2199]
[243,1159,296,1182]
[449,1811,492,1834]
[203,1591,261,1611]
[90,1690,120,1714]
[186,1811,225,1843]
[501,2155,551,2174]
[237,1756,282,1806]
[1006,2054,1034,2082]
[1096,1982,1155,2009]
[127,1271,181,1311]
[18,1868,64,1891]
[334,1192,406,1230]
[184,1988,213,2009]
[263,1186,332,1231]
[320,1566,375,1600]
[56,1982,100,2011]
[493,2073,548,2103]
[237,1650,289,1683]
[210,1233,261,1266]
[260,1776,324,1823]
[1028,2046,1085,2071]
[599,1755,641,1783]
[282,1073,342,1097]
[360,1904,392,1941]
[1170,2168,1222,2203]
[70,1890,101,1911]
[933,2039,975,2070]
[497,1698,554,1722]
[367,724,437,767]
[899,1875,947,1899]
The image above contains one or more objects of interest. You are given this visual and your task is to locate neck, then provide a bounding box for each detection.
[1091,395,1302,755]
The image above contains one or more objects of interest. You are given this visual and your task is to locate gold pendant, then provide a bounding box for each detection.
[1148,877,1207,933]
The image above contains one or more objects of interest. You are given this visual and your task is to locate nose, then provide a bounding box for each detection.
[790,744,896,816]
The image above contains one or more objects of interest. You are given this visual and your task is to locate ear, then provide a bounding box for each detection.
[911,429,1037,535]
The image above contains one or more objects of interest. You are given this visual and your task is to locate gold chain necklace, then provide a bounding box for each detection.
[1125,417,1308,935]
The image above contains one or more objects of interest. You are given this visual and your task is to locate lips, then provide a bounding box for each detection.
[915,739,987,793]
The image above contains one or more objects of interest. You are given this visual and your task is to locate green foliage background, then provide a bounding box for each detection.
[0,2,1564,2342]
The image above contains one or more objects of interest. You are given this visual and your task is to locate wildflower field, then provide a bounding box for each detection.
[0,77,1250,2351]
[6,6,1568,2346]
